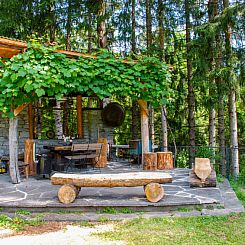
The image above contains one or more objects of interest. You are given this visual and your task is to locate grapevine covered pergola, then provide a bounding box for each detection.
[0,37,172,184]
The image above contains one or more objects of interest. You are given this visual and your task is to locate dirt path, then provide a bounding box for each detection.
[0,223,124,245]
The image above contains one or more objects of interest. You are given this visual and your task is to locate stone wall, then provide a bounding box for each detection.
[0,109,114,157]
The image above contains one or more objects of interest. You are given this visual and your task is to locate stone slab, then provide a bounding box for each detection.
[0,163,224,213]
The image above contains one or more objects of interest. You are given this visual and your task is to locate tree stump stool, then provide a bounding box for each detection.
[157,152,173,170]
[143,152,157,170]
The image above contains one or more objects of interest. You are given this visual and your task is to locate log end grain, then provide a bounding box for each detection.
[144,182,164,202]
[57,184,77,204]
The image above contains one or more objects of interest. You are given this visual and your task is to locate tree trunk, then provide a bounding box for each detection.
[161,106,168,152]
[208,0,218,159]
[218,95,226,175]
[131,0,138,140]
[223,0,239,178]
[157,0,168,152]
[185,0,195,167]
[48,0,56,42]
[88,10,93,53]
[97,0,107,48]
[138,100,150,154]
[131,0,136,53]
[66,0,72,50]
[229,90,239,177]
[9,117,20,184]
[146,0,152,51]
[53,101,63,139]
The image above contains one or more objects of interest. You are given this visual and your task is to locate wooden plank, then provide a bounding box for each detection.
[0,37,27,48]
[9,117,21,184]
[51,172,172,187]
[77,95,83,138]
[0,47,21,58]
[14,103,29,116]
[138,100,149,154]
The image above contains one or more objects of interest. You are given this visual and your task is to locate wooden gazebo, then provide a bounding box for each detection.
[0,37,150,184]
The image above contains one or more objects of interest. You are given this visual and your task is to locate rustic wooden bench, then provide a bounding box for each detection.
[51,172,172,204]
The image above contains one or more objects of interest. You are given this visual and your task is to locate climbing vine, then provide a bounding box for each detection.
[0,41,172,117]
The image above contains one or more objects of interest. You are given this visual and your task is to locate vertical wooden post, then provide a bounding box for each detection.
[9,117,21,184]
[24,139,36,176]
[77,95,83,138]
[28,103,34,139]
[138,100,149,154]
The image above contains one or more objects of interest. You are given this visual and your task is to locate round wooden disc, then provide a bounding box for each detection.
[144,183,164,203]
[58,184,77,204]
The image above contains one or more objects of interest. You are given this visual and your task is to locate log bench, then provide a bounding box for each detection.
[51,172,173,204]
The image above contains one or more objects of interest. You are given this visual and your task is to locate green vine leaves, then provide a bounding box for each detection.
[0,42,172,117]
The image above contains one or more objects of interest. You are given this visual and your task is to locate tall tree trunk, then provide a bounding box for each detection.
[53,101,63,139]
[185,0,195,166]
[223,0,239,178]
[218,95,226,175]
[146,0,152,51]
[131,0,138,140]
[97,0,107,48]
[66,0,72,50]
[208,0,218,159]
[145,0,154,148]
[48,0,56,42]
[158,0,168,152]
[131,0,136,54]
[88,10,93,53]
[9,117,20,184]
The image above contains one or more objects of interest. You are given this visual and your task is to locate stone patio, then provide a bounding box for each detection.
[0,161,243,216]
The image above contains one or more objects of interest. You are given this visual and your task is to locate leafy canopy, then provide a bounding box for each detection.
[0,41,172,117]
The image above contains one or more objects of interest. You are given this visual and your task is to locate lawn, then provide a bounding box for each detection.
[97,213,245,244]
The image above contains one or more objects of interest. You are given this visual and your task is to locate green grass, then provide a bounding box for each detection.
[230,180,245,207]
[97,213,245,244]
[0,214,43,231]
[15,209,31,215]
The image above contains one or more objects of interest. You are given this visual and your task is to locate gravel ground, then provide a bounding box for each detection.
[0,223,124,245]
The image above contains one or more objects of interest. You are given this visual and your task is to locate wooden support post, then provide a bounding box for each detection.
[77,95,83,138]
[9,117,21,184]
[24,139,36,176]
[138,100,149,154]
[28,103,34,139]
[96,137,108,168]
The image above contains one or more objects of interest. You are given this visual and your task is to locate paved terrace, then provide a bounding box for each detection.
[0,161,244,219]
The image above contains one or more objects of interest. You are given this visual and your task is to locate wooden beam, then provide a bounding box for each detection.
[0,47,21,58]
[138,100,150,154]
[9,117,21,184]
[14,103,29,116]
[0,37,27,49]
[28,103,34,139]
[77,95,83,138]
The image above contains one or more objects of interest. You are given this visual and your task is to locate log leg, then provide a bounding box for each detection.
[144,183,164,203]
[75,186,81,197]
[58,184,77,204]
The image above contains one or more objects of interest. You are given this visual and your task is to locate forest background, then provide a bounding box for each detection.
[0,0,244,178]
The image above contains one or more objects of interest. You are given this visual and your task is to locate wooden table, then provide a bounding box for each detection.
[43,145,73,172]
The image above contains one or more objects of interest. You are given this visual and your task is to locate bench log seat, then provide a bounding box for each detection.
[51,172,172,204]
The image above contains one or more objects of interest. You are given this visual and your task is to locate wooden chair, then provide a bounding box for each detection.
[85,143,103,168]
[64,144,88,172]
